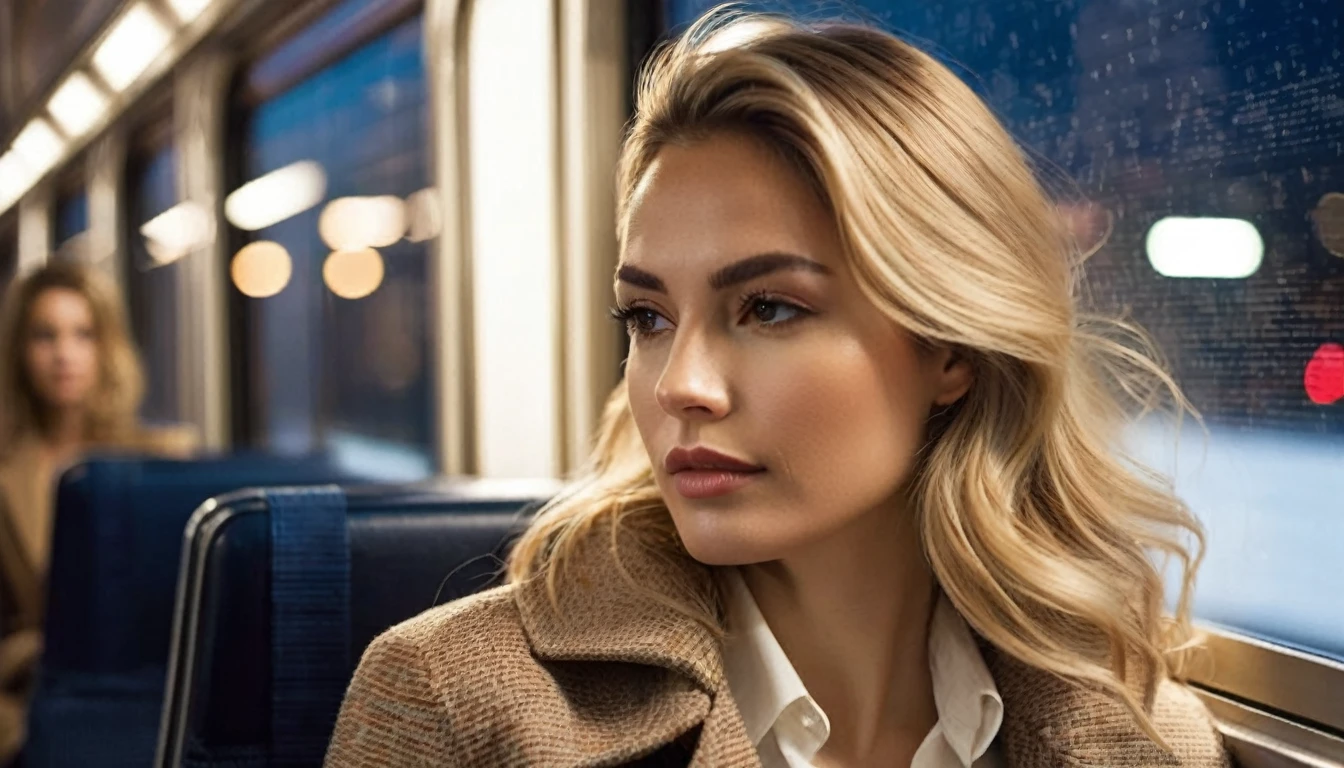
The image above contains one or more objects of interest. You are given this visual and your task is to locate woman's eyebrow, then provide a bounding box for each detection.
[615,252,831,294]
[615,264,665,293]
[708,252,832,289]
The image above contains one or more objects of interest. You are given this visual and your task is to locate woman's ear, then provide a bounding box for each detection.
[931,347,973,406]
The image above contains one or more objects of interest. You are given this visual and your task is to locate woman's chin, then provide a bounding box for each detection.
[670,509,789,566]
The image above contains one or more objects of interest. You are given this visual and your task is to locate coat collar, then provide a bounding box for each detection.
[513,522,725,693]
[511,522,1203,768]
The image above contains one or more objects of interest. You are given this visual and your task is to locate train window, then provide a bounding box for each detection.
[52,185,89,261]
[125,138,180,424]
[666,1,1344,662]
[229,2,432,480]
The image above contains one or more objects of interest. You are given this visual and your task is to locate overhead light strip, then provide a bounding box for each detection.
[47,72,110,139]
[0,0,220,215]
[91,3,175,92]
[11,118,65,178]
[167,0,216,24]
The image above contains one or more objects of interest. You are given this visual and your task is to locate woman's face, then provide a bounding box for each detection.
[24,287,100,412]
[619,132,971,565]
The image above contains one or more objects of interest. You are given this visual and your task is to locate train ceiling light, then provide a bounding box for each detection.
[92,3,173,92]
[0,153,31,211]
[47,72,110,140]
[11,119,65,179]
[167,0,215,24]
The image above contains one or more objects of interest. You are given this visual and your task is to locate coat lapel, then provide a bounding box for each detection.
[686,686,761,767]
[513,523,760,766]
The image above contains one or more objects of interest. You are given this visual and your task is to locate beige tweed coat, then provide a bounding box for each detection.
[324,529,1231,767]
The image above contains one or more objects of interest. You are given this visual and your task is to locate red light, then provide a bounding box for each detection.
[1304,342,1344,405]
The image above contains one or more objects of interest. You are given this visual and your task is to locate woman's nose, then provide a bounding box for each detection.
[654,331,731,421]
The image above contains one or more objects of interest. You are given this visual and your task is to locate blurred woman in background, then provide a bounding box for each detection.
[0,262,194,764]
[327,9,1229,767]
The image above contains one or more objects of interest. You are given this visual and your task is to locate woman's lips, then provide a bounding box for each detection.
[663,445,765,499]
[672,468,763,499]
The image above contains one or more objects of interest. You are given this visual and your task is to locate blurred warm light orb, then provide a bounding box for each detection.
[225,160,327,231]
[318,196,407,250]
[1312,192,1344,259]
[1146,216,1263,279]
[324,247,385,299]
[141,201,214,264]
[404,187,442,243]
[1305,342,1344,406]
[231,241,292,298]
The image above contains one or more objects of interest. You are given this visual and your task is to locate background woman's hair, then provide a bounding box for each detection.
[0,262,145,452]
[508,6,1204,742]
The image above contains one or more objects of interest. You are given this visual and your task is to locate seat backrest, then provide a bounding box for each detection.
[27,454,360,768]
[157,478,558,768]
[43,454,356,676]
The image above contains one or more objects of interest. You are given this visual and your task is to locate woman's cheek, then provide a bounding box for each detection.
[752,334,926,503]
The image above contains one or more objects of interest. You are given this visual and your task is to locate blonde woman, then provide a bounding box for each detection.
[326,10,1229,767]
[0,262,194,762]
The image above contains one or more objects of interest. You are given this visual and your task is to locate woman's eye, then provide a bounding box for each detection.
[750,300,802,325]
[629,308,671,336]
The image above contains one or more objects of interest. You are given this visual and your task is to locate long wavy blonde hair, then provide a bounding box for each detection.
[509,7,1204,742]
[0,262,146,453]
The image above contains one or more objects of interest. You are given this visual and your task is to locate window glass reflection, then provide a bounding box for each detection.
[235,11,433,480]
[126,143,180,424]
[669,0,1344,661]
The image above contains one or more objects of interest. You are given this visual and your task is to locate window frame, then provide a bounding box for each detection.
[1189,624,1344,738]
[1194,689,1344,767]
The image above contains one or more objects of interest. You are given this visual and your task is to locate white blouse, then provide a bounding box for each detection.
[721,568,1004,768]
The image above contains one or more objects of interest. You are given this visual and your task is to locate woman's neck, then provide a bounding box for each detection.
[39,407,88,465]
[739,503,938,766]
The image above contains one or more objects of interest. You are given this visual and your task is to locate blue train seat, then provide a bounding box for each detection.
[155,478,558,768]
[26,455,363,768]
